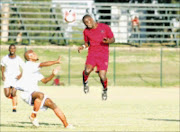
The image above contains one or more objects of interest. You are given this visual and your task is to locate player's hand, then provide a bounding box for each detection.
[56,56,61,64]
[2,75,5,81]
[16,74,22,80]
[103,38,109,43]
[78,46,84,53]
[53,66,60,75]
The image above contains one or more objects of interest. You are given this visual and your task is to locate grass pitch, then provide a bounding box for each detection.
[0,86,179,131]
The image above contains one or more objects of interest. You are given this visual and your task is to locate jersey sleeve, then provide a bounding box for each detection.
[105,25,114,39]
[37,72,44,81]
[83,30,89,42]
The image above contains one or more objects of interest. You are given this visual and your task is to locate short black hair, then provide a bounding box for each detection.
[9,44,16,50]
[82,14,92,21]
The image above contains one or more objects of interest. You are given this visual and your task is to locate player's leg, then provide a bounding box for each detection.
[98,70,108,100]
[43,98,69,127]
[11,87,18,112]
[31,92,44,118]
[28,92,44,127]
[4,87,11,98]
[83,64,93,93]
[97,54,109,100]
[98,70,108,90]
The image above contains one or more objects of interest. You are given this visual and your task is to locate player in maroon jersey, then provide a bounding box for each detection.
[78,14,115,100]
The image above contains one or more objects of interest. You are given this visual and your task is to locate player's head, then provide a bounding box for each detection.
[9,44,16,56]
[24,50,39,61]
[82,14,96,29]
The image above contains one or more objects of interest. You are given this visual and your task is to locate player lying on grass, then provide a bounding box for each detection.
[16,50,73,128]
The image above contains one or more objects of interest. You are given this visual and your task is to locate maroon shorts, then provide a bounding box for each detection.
[85,54,109,72]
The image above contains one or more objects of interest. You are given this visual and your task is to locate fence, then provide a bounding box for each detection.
[1,1,180,46]
[0,46,179,87]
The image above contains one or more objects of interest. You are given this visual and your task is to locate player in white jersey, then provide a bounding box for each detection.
[1,44,24,112]
[16,50,73,128]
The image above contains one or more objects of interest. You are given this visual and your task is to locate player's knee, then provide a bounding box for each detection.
[11,89,17,97]
[51,103,57,110]
[11,93,16,97]
[4,89,10,97]
[4,91,10,97]
[4,93,10,98]
[85,69,92,75]
[46,99,57,110]
[38,93,44,100]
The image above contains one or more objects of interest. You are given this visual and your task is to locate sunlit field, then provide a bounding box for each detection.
[0,86,179,131]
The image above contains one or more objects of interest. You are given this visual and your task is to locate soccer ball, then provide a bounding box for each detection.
[64,10,76,23]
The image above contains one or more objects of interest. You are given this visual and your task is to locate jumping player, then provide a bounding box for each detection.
[16,50,73,128]
[1,44,24,112]
[78,15,115,100]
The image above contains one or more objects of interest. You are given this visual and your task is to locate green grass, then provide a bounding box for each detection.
[0,46,179,87]
[0,86,179,131]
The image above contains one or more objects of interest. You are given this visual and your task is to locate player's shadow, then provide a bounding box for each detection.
[146,118,180,122]
[0,123,28,128]
[18,121,61,126]
[0,122,62,128]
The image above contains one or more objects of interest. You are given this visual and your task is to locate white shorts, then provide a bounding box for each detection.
[21,91,48,111]
[3,77,18,88]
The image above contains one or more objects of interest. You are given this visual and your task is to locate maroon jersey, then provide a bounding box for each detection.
[83,23,114,57]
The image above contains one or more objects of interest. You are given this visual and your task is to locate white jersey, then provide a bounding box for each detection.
[16,61,44,93]
[1,55,24,88]
[1,55,24,78]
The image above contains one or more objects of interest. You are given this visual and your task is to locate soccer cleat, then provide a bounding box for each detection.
[83,81,89,94]
[29,116,39,127]
[102,90,107,100]
[66,124,75,129]
[12,109,16,112]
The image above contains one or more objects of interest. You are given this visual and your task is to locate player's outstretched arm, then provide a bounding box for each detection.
[39,56,61,67]
[41,67,60,84]
[78,42,89,53]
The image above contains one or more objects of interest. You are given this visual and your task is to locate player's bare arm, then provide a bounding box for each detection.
[39,56,61,67]
[16,73,22,80]
[103,37,115,44]
[41,67,60,84]
[78,42,89,53]
[1,66,5,81]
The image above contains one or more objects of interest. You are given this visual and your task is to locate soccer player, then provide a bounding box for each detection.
[1,44,24,112]
[16,50,73,128]
[78,14,115,100]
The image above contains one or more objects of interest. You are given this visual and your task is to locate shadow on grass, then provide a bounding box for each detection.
[146,118,180,122]
[18,121,61,126]
[0,122,62,128]
[0,123,28,128]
